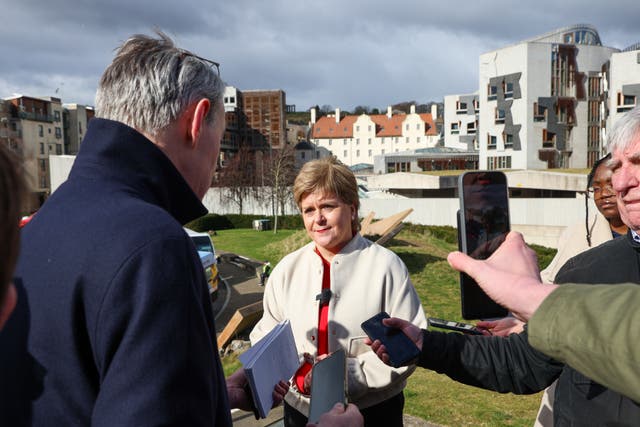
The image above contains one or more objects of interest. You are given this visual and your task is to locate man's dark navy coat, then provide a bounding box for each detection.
[2,118,231,426]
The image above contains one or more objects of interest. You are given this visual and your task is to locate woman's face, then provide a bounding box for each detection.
[300,191,355,259]
[592,163,619,221]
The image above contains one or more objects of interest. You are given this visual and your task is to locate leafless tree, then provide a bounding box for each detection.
[214,145,259,214]
[262,144,297,233]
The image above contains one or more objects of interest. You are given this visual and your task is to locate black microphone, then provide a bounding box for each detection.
[315,289,332,305]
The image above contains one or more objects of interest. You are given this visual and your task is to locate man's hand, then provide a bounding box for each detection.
[447,231,558,321]
[365,317,423,366]
[226,368,289,412]
[476,317,525,336]
[306,403,364,427]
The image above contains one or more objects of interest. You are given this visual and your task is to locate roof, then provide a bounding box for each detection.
[294,140,315,150]
[311,112,437,138]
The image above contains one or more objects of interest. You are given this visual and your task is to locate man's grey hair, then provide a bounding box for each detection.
[95,31,225,137]
[607,105,640,154]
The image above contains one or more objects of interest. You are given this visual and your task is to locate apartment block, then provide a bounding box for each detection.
[444,93,479,150]
[310,105,438,166]
[63,104,94,155]
[242,89,286,150]
[478,24,618,170]
[3,95,65,209]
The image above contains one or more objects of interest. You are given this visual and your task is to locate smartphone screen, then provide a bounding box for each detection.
[361,312,420,368]
[458,171,510,319]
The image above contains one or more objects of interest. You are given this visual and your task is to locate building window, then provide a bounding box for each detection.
[38,124,44,137]
[405,124,409,131]
[466,121,477,134]
[488,84,498,101]
[79,122,83,134]
[368,138,371,144]
[56,144,62,155]
[356,138,360,145]
[617,92,636,112]
[487,134,497,150]
[416,123,420,130]
[504,82,514,99]
[328,139,332,146]
[54,110,61,122]
[343,150,347,157]
[343,139,347,145]
[534,103,547,122]
[368,149,372,156]
[495,108,506,124]
[451,122,459,134]
[504,133,514,149]
[368,125,372,131]
[55,127,62,139]
[406,137,409,143]
[356,150,360,157]
[488,156,512,170]
[456,101,467,113]
[543,129,556,148]
[301,152,306,160]
[356,125,360,131]
[417,137,421,143]
[40,143,44,155]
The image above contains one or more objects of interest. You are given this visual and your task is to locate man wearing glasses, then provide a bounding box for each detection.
[4,32,308,427]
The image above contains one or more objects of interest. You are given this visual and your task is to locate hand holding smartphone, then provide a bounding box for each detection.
[361,312,420,368]
[458,171,510,319]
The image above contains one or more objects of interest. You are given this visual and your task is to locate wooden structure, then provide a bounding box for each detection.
[217,301,263,349]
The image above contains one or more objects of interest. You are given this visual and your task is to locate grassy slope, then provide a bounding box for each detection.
[213,226,556,426]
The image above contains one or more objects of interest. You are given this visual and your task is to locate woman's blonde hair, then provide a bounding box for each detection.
[293,156,360,231]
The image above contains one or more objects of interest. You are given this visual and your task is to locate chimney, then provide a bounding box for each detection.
[310,107,317,124]
[431,104,438,120]
[335,108,340,123]
[387,106,392,118]
[410,104,416,114]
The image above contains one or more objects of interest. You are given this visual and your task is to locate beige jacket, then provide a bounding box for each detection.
[250,234,427,415]
[540,211,614,283]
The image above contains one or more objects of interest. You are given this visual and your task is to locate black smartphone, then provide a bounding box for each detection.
[361,312,420,368]
[428,317,483,335]
[458,171,510,320]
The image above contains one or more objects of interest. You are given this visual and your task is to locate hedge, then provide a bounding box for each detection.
[185,213,304,232]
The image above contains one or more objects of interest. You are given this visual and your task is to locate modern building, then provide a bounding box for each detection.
[478,24,619,170]
[443,92,479,150]
[2,95,65,209]
[603,44,640,143]
[310,105,438,166]
[241,89,287,150]
[63,104,94,155]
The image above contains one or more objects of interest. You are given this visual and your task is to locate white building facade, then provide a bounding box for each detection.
[310,105,438,166]
[478,25,618,170]
[443,92,479,151]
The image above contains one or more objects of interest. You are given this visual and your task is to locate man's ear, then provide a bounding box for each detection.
[0,284,17,330]
[188,98,211,147]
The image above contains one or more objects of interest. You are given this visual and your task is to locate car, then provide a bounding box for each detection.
[185,227,220,302]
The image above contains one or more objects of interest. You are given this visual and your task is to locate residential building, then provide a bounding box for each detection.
[444,93,479,150]
[3,95,65,209]
[63,104,94,155]
[221,86,243,165]
[241,89,286,150]
[310,105,438,166]
[478,24,618,170]
[603,44,640,145]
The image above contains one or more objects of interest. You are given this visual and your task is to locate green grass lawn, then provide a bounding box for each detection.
[213,226,556,426]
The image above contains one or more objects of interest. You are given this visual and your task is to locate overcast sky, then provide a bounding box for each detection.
[1,0,639,111]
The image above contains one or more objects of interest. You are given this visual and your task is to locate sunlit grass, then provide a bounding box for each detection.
[218,226,555,426]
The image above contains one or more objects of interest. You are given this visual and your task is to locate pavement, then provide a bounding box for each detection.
[213,252,439,427]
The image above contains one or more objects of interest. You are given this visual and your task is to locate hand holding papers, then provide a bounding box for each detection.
[239,320,298,418]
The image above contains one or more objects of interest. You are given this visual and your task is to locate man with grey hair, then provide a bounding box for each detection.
[369,106,640,425]
[8,32,242,426]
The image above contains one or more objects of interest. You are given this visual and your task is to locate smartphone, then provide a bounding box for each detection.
[308,349,346,424]
[427,317,483,335]
[458,171,510,319]
[361,312,420,368]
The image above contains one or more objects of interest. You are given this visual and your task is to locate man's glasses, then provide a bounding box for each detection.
[178,49,220,76]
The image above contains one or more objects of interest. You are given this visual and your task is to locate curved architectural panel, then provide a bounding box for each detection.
[525,24,602,46]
